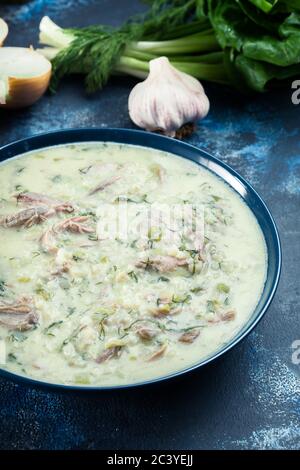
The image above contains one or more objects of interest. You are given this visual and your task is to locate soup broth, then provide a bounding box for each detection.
[0,143,267,386]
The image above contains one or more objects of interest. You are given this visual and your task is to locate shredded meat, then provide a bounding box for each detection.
[88,175,121,195]
[40,228,58,253]
[0,206,55,228]
[51,262,70,276]
[149,296,182,318]
[147,343,167,361]
[221,310,236,322]
[136,255,188,273]
[15,192,74,213]
[53,216,94,234]
[136,327,157,340]
[0,298,38,331]
[208,310,236,324]
[96,346,122,363]
[179,329,200,343]
[40,216,93,253]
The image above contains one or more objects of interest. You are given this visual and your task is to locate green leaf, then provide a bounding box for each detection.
[206,0,300,90]
[280,11,300,36]
[205,0,258,51]
[235,53,300,91]
[242,14,300,66]
[237,0,280,32]
[247,0,278,14]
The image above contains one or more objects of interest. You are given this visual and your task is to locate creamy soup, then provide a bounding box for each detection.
[0,143,267,386]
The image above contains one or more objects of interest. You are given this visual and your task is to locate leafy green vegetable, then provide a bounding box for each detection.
[39,0,300,93]
[205,0,300,89]
[234,53,300,91]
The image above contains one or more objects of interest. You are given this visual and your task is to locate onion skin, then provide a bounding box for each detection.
[0,69,51,109]
[0,19,8,47]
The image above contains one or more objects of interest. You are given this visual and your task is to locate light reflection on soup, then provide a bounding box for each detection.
[0,143,267,386]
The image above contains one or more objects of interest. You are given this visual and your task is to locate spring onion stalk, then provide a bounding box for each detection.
[115,56,229,85]
[38,16,228,88]
[173,51,224,64]
[130,31,220,55]
[155,19,212,40]
[39,16,73,49]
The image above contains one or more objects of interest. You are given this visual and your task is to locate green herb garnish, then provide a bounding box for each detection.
[217,283,230,293]
[191,286,204,294]
[44,320,64,335]
[35,284,52,301]
[72,254,83,262]
[9,332,27,343]
[172,293,192,304]
[128,271,139,283]
[207,299,220,313]
[51,175,62,183]
[158,276,170,282]
[0,280,6,296]
[88,233,98,241]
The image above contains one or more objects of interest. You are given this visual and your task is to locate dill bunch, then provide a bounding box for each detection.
[51,0,197,93]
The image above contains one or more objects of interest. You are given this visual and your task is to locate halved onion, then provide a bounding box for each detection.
[0,18,8,46]
[0,47,52,109]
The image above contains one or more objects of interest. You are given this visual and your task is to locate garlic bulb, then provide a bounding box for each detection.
[128,56,209,138]
[0,18,8,46]
[0,47,51,109]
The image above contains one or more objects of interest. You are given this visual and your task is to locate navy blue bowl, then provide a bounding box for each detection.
[0,128,281,391]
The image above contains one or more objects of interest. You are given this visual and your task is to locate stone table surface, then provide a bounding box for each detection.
[0,0,299,451]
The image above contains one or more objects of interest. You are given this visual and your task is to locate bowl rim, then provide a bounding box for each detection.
[0,128,282,391]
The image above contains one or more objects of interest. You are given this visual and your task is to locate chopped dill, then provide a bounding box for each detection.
[79,165,92,174]
[44,321,64,335]
[157,276,170,282]
[9,332,27,343]
[128,271,139,283]
[51,174,62,183]
[0,280,6,296]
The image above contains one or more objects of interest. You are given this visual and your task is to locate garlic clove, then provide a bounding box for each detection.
[128,56,209,138]
[0,47,51,109]
[0,18,8,46]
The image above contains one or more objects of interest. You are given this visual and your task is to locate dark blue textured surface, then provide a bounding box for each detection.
[0,0,299,450]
